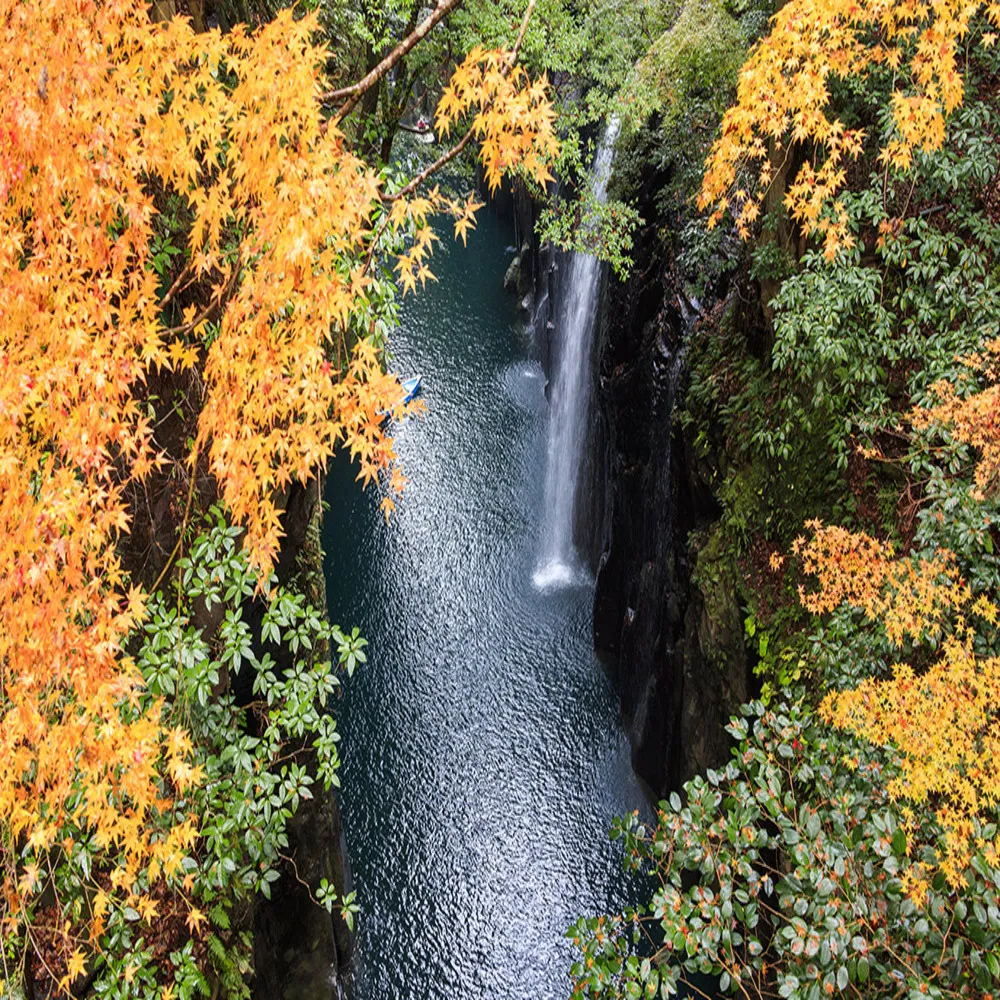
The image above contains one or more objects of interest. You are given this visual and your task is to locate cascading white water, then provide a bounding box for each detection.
[533,118,620,590]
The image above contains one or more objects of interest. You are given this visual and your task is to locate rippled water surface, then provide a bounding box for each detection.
[322,211,647,1000]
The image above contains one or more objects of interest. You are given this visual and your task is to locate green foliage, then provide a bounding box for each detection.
[569,701,1000,1000]
[755,89,1000,467]
[446,0,687,272]
[675,54,1000,591]
[748,237,794,285]
[463,0,676,132]
[618,0,743,134]
[322,0,417,55]
[683,310,848,525]
[744,614,803,705]
[571,9,1000,1000]
[537,193,641,278]
[3,510,359,999]
[597,0,769,293]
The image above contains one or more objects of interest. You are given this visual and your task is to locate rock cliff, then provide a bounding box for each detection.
[250,478,354,1000]
[587,168,752,795]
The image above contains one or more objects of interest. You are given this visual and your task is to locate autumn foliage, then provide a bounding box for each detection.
[0,0,557,990]
[789,339,1000,887]
[914,337,1000,495]
[793,522,1000,885]
[697,0,1000,256]
[792,522,968,645]
[436,46,558,193]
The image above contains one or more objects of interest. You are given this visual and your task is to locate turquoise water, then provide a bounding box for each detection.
[322,210,646,999]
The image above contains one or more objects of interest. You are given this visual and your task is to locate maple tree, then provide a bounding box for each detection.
[0,0,557,994]
[696,0,1000,256]
[350,0,663,272]
[795,333,1000,891]
[791,522,969,646]
[790,522,1000,886]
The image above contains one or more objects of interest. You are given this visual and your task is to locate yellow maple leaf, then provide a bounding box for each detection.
[66,948,87,983]
[186,906,207,934]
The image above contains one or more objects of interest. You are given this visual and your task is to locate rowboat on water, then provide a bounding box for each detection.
[400,375,422,404]
[380,375,422,420]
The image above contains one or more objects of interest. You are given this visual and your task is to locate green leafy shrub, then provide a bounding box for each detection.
[3,511,361,998]
[569,701,1000,999]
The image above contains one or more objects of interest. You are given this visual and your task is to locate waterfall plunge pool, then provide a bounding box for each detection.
[322,208,647,999]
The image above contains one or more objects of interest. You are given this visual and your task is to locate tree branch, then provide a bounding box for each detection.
[507,0,536,66]
[161,264,240,337]
[384,127,476,202]
[324,0,465,120]
[382,0,538,203]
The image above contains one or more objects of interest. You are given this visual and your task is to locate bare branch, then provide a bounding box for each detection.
[507,0,536,67]
[382,0,538,203]
[385,127,476,202]
[323,0,465,118]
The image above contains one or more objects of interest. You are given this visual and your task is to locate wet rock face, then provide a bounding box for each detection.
[252,784,352,1000]
[503,253,522,293]
[589,177,749,796]
[251,479,353,1000]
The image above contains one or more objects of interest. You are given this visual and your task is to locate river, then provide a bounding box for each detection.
[322,208,646,1000]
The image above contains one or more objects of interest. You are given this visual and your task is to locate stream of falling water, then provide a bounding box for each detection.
[322,197,646,1000]
[533,119,620,590]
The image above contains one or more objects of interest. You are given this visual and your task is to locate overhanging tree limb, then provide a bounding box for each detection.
[324,0,465,120]
[385,128,476,203]
[384,0,538,203]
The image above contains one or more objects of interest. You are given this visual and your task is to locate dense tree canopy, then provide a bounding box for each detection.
[0,0,557,994]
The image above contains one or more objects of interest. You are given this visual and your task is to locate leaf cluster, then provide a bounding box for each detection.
[570,701,1000,999]
[2,512,359,998]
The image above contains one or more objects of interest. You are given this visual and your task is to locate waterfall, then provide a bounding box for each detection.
[533,118,620,590]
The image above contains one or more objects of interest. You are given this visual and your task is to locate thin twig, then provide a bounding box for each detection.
[162,265,239,338]
[384,127,477,203]
[149,451,200,597]
[382,0,538,204]
[159,261,195,309]
[507,0,537,66]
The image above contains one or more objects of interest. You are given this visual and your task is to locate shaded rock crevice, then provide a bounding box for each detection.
[252,476,354,1000]
[588,170,751,795]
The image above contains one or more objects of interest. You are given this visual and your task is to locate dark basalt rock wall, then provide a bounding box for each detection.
[500,158,750,794]
[587,169,751,796]
[117,365,352,997]
[252,771,352,1000]
[252,477,354,1000]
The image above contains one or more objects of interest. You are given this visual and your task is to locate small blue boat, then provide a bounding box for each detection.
[400,375,422,404]
[380,375,422,420]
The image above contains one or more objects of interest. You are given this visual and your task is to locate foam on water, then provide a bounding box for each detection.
[531,559,587,591]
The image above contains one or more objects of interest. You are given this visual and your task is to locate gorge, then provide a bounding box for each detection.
[8,2,997,998]
[321,207,649,999]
